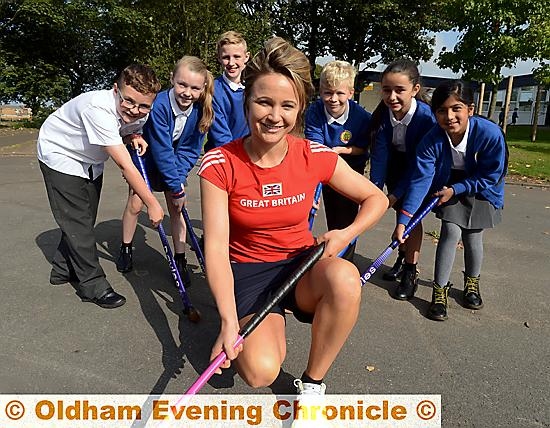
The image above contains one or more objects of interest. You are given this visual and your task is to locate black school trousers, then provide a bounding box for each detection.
[40,161,111,299]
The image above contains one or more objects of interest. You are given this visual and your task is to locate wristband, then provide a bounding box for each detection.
[400,209,413,218]
[172,189,186,199]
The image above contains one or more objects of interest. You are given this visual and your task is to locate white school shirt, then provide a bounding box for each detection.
[222,72,245,91]
[37,89,148,180]
[389,98,417,152]
[169,88,194,141]
[446,119,470,170]
[324,100,350,125]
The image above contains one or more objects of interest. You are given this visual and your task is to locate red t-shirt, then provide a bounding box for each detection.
[198,135,338,262]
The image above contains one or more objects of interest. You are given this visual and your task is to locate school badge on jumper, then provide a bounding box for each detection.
[340,130,352,144]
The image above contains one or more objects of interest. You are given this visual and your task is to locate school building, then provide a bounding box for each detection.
[356,71,549,126]
[472,74,550,126]
[0,104,32,121]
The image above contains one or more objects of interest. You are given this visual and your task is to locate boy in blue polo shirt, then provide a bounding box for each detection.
[204,31,250,152]
[305,60,372,260]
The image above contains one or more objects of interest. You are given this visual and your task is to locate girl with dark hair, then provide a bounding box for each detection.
[369,59,436,301]
[393,80,507,321]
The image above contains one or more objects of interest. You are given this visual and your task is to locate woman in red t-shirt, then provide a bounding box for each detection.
[199,37,387,396]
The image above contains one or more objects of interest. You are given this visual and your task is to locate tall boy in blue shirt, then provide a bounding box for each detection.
[204,31,250,152]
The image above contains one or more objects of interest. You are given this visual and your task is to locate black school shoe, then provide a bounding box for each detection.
[383,252,405,281]
[116,244,133,273]
[393,266,419,300]
[174,254,192,288]
[80,288,126,309]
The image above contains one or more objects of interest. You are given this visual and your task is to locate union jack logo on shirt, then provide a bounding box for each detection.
[262,183,283,197]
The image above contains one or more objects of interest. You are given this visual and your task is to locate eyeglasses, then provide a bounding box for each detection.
[117,90,152,114]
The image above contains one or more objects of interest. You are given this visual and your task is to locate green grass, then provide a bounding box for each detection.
[505,125,550,181]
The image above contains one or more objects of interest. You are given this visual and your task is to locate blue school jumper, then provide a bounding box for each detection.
[397,116,507,226]
[369,101,436,199]
[304,99,371,169]
[204,75,249,152]
[142,89,205,195]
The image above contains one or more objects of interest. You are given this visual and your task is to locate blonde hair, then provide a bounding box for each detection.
[216,30,248,53]
[173,56,214,134]
[242,37,313,133]
[320,60,356,91]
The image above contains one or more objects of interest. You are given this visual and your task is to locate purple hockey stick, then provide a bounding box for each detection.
[360,197,439,285]
[309,182,355,257]
[182,242,325,396]
[181,206,206,274]
[132,150,200,323]
[308,183,323,230]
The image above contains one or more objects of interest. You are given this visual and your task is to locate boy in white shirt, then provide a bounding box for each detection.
[38,64,163,309]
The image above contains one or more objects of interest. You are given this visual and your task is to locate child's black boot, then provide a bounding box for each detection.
[463,273,483,309]
[427,282,452,321]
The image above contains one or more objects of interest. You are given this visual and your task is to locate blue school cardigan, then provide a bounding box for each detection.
[369,100,436,199]
[397,115,507,226]
[142,90,205,195]
[304,99,371,169]
[204,75,249,152]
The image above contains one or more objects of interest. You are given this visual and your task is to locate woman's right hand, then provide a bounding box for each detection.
[210,320,243,375]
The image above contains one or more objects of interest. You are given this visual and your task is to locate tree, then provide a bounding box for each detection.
[327,0,449,69]
[134,0,271,85]
[0,0,270,114]
[240,0,333,69]
[437,0,549,120]
[0,0,145,114]
[249,0,449,70]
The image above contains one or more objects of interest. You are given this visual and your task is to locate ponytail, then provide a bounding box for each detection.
[198,70,214,133]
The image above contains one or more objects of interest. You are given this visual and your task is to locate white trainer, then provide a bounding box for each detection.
[291,379,330,427]
[294,378,327,395]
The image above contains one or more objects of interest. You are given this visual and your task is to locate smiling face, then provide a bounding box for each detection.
[435,94,474,144]
[247,73,300,147]
[218,43,250,84]
[320,81,354,119]
[170,64,206,111]
[114,83,156,124]
[381,72,420,120]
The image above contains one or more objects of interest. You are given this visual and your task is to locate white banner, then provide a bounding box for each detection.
[1,394,441,427]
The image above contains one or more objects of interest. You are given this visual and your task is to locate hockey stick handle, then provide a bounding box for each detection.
[183,242,325,396]
[360,197,439,285]
[308,183,323,230]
